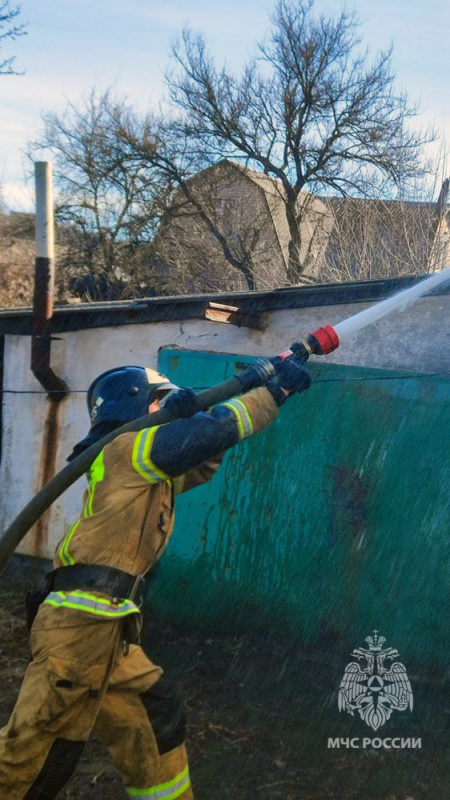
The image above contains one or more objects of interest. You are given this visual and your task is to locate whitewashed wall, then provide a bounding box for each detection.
[1,291,449,560]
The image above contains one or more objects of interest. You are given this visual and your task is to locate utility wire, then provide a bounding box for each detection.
[1,373,449,394]
[313,373,450,383]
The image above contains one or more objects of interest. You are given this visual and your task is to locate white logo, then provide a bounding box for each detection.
[91,396,104,421]
[338,631,413,731]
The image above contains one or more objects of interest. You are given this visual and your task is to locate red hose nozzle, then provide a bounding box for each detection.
[308,325,339,355]
[283,324,340,362]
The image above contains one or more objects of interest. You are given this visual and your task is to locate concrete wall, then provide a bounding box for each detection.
[0,290,449,562]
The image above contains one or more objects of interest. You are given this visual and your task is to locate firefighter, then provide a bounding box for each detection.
[0,357,311,800]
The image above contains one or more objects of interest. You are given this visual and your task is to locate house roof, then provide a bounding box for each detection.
[195,160,330,277]
[188,163,449,278]
[226,161,285,199]
[322,196,450,277]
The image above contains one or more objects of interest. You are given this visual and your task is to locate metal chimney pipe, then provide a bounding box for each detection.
[31,162,68,398]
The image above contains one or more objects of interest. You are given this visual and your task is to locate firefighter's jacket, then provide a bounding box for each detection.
[47,387,279,619]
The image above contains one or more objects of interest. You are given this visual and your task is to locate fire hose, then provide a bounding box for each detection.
[0,325,339,575]
[1,262,450,576]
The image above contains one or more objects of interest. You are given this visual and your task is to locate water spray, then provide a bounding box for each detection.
[0,268,449,574]
[286,266,450,361]
[332,267,450,343]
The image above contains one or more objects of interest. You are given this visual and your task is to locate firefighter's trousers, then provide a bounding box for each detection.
[0,604,193,800]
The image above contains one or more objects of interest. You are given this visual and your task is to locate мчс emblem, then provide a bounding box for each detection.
[338,631,413,731]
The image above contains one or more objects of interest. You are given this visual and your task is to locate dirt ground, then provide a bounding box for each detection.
[0,581,448,800]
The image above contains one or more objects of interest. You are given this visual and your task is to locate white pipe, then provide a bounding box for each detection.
[35,161,54,260]
[333,267,450,343]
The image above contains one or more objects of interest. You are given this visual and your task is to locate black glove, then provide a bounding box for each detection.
[267,358,311,406]
[236,359,275,392]
[163,387,200,418]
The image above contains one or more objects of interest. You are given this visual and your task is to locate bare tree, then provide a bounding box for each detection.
[27,90,172,299]
[119,117,273,291]
[0,184,8,214]
[319,160,450,282]
[320,197,445,283]
[23,0,440,300]
[165,0,434,283]
[150,161,289,294]
[0,1,26,75]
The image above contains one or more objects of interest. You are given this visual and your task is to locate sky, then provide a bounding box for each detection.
[1,0,449,211]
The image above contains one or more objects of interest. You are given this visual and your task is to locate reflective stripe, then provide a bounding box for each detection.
[132,428,170,484]
[222,398,254,440]
[126,766,190,799]
[83,487,91,518]
[84,450,105,517]
[44,590,140,618]
[60,451,106,561]
[58,520,80,567]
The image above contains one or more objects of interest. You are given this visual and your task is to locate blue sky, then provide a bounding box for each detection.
[1,0,449,210]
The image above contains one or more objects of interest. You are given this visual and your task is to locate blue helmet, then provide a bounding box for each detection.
[87,366,178,426]
[68,366,178,461]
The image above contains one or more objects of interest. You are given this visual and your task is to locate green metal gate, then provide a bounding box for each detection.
[144,348,450,668]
